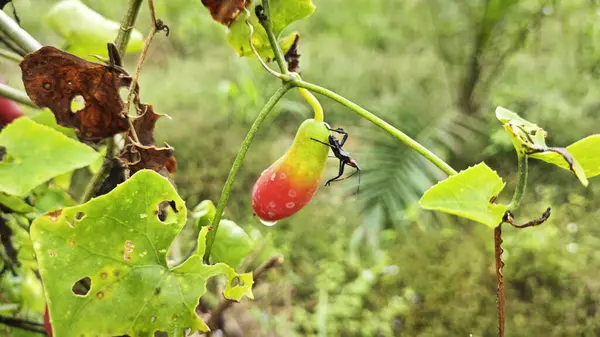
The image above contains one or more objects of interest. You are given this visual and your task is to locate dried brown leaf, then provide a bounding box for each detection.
[20,46,130,142]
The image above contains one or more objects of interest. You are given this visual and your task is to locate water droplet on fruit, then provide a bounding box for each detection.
[288,190,297,197]
[270,173,276,181]
[260,219,278,227]
[269,201,276,208]
[285,202,295,209]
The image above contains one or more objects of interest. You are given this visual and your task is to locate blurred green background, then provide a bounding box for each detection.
[2,0,600,336]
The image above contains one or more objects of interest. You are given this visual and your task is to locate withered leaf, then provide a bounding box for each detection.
[20,46,130,142]
[119,143,174,177]
[119,104,176,177]
[130,104,164,146]
[201,0,250,26]
[285,34,301,73]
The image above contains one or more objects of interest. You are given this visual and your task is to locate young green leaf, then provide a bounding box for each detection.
[31,170,253,337]
[495,106,589,186]
[495,106,549,153]
[45,0,144,58]
[191,199,217,230]
[210,219,254,268]
[0,118,100,197]
[226,0,314,58]
[0,193,35,213]
[419,163,507,228]
[530,135,600,179]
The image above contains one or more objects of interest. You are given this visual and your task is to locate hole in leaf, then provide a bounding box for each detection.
[230,276,245,287]
[156,200,178,222]
[70,95,85,113]
[154,287,161,295]
[75,212,85,221]
[119,86,129,103]
[72,277,91,296]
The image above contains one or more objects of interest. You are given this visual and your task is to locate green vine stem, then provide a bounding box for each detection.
[0,10,41,54]
[114,0,144,57]
[81,0,145,203]
[203,84,292,263]
[291,79,458,176]
[0,48,22,62]
[0,82,37,108]
[507,153,528,210]
[259,0,288,75]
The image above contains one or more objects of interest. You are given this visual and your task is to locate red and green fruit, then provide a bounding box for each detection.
[252,119,330,222]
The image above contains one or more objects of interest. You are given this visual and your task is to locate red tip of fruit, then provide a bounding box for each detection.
[252,165,319,222]
[0,79,24,126]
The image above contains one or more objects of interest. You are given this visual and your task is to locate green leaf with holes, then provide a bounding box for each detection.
[419,163,507,228]
[226,0,314,57]
[530,135,600,179]
[31,170,253,337]
[0,118,100,197]
[45,0,144,58]
[496,106,589,186]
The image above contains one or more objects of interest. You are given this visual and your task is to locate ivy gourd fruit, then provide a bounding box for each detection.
[252,119,329,222]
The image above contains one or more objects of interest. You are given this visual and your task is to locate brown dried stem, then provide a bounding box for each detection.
[122,0,169,144]
[494,224,505,337]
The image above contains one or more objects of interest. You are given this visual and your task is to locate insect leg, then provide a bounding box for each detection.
[327,127,349,147]
[325,160,346,186]
[310,137,334,149]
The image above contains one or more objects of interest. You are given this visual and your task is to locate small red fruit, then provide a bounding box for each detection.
[0,79,24,127]
[252,119,330,222]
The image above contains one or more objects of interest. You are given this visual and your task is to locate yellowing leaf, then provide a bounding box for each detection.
[530,135,600,179]
[226,0,314,58]
[495,106,589,186]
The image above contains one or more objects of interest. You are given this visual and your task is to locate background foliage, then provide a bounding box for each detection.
[1,0,600,336]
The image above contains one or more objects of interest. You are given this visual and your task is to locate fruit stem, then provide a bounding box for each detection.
[290,78,458,176]
[300,87,323,122]
[294,74,324,122]
[203,84,292,263]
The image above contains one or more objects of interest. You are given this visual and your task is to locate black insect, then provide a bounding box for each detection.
[311,127,361,192]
